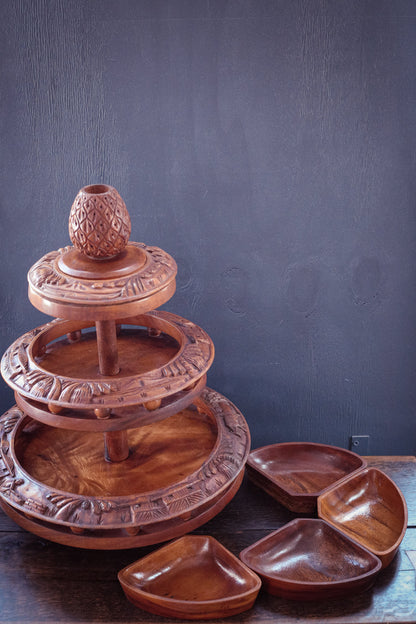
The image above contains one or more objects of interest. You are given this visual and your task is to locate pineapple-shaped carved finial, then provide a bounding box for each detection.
[69,184,131,259]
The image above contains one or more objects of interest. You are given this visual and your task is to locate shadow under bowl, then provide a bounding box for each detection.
[118,535,261,619]
[246,442,366,513]
[240,518,382,601]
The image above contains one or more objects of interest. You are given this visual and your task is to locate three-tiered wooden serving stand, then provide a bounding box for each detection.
[0,184,250,549]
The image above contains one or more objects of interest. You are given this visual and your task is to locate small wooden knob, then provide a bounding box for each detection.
[67,330,81,343]
[144,398,162,411]
[48,403,63,415]
[148,327,161,337]
[94,408,111,419]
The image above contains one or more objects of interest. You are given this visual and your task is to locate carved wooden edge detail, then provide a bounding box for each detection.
[15,374,207,432]
[27,243,177,304]
[0,388,250,529]
[1,311,214,408]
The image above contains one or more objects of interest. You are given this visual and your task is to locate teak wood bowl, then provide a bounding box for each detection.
[317,467,408,567]
[239,518,382,601]
[0,388,250,548]
[2,311,215,411]
[246,442,366,513]
[118,535,261,619]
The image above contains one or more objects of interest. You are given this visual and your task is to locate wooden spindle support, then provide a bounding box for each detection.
[95,320,120,376]
[104,430,129,463]
[95,319,129,462]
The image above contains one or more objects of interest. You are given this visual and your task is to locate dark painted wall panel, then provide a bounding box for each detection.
[1,0,415,453]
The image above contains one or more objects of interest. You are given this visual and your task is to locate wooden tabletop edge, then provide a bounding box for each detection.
[364,455,416,461]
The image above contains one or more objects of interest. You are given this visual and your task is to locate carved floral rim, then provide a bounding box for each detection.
[0,388,250,529]
[15,374,207,432]
[1,310,215,409]
[28,243,177,304]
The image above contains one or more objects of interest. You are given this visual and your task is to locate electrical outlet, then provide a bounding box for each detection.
[349,435,369,454]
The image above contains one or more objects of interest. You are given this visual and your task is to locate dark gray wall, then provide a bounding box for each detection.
[1,0,416,454]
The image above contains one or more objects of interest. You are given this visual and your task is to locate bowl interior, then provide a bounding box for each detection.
[318,468,407,554]
[248,443,365,496]
[120,535,260,602]
[15,408,217,497]
[37,326,179,379]
[240,518,381,584]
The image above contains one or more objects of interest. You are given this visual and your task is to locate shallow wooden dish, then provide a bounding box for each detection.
[246,442,366,513]
[240,518,382,601]
[118,535,261,619]
[2,311,214,410]
[318,468,407,567]
[0,388,250,548]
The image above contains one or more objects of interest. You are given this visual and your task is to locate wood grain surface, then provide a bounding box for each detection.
[0,388,250,536]
[39,328,177,378]
[246,442,366,513]
[18,408,217,497]
[318,468,407,567]
[0,457,415,623]
[2,313,215,409]
[118,535,261,619]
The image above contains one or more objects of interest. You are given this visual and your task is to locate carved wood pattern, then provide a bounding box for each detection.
[1,312,214,409]
[69,185,131,258]
[15,374,207,432]
[28,243,177,304]
[0,389,250,529]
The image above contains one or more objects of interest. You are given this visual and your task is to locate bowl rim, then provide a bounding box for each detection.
[239,517,382,588]
[317,467,408,558]
[118,535,262,607]
[247,441,367,498]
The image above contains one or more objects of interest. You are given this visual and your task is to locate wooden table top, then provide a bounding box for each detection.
[0,455,415,623]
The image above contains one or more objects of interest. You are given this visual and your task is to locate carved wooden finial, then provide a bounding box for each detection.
[69,184,131,259]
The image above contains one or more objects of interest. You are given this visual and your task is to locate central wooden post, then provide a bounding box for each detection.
[95,320,129,462]
[96,320,120,376]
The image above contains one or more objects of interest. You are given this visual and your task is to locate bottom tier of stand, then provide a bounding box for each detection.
[0,472,243,550]
[0,388,250,549]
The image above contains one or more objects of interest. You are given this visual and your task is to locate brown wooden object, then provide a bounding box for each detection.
[69,184,131,258]
[2,314,214,410]
[246,442,366,513]
[0,184,250,549]
[239,518,381,601]
[317,467,408,568]
[96,319,120,376]
[118,535,261,619]
[95,319,125,460]
[0,470,244,550]
[14,373,207,431]
[0,456,414,623]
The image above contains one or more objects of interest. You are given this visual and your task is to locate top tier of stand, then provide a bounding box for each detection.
[2,185,215,423]
[28,184,177,321]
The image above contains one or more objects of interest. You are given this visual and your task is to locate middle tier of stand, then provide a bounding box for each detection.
[2,311,215,418]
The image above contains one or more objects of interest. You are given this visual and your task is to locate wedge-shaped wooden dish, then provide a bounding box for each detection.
[246,442,366,513]
[318,467,407,568]
[240,518,382,601]
[118,535,261,619]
